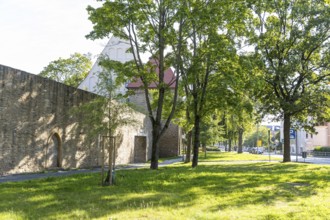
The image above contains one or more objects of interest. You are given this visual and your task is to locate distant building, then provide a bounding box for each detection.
[79,36,133,95]
[79,36,182,158]
[262,118,330,154]
[126,58,181,157]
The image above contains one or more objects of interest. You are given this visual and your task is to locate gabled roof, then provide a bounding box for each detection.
[126,58,176,89]
[78,36,133,95]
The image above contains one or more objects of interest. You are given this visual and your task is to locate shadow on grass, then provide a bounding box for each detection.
[0,162,329,219]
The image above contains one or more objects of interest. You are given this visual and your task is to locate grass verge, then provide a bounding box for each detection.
[0,152,329,220]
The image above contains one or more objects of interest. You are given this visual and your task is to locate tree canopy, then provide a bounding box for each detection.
[84,0,330,166]
[247,0,330,161]
[86,0,180,169]
[39,53,92,87]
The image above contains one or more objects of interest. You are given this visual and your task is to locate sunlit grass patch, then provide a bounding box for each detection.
[200,151,282,162]
[0,152,329,219]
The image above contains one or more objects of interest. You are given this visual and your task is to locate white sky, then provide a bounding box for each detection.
[0,0,109,74]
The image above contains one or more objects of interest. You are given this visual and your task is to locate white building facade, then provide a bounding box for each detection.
[78,36,133,95]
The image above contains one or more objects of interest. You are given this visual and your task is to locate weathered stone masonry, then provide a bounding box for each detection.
[0,65,151,175]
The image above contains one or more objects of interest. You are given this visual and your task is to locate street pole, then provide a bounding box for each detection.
[268,130,271,162]
[256,124,259,154]
[296,129,298,162]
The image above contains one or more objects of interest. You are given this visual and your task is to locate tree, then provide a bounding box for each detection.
[72,61,137,185]
[200,112,225,150]
[233,55,260,153]
[244,125,270,149]
[86,0,180,169]
[170,0,250,167]
[248,0,330,162]
[39,53,92,87]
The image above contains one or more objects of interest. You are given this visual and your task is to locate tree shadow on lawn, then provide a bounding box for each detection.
[0,169,199,219]
[0,162,329,219]
[194,162,330,212]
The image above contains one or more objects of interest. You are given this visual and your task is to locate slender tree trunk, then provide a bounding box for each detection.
[150,122,161,169]
[185,130,192,163]
[104,137,114,185]
[149,1,166,170]
[228,138,232,152]
[283,113,291,162]
[202,143,206,152]
[238,127,243,154]
[192,115,201,168]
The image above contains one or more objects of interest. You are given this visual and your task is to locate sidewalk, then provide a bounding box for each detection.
[269,153,330,165]
[0,157,183,184]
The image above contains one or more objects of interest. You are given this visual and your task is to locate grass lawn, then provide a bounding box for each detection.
[1,152,329,220]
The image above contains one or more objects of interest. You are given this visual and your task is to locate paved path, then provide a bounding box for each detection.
[1,156,329,184]
[0,158,183,184]
[268,153,330,165]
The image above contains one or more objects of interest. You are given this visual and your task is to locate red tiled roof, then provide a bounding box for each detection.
[126,58,176,89]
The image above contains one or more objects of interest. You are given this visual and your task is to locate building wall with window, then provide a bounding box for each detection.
[0,64,151,175]
[305,124,330,150]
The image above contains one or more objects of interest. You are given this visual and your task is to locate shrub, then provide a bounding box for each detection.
[313,146,330,152]
[206,146,221,151]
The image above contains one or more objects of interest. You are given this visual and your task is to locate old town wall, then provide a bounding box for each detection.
[0,65,151,175]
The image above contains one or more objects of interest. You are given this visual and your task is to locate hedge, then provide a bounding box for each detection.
[313,146,330,152]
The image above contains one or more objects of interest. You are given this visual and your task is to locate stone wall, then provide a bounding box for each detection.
[159,123,182,157]
[0,65,151,175]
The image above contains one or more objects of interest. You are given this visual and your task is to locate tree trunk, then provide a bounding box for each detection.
[238,127,243,154]
[192,115,201,168]
[283,113,291,162]
[150,122,161,169]
[104,137,114,185]
[185,130,192,163]
[228,138,232,152]
[202,143,207,159]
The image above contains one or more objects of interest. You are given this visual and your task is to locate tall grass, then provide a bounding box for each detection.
[0,152,329,219]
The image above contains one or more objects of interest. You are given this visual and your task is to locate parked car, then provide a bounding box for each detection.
[250,147,264,154]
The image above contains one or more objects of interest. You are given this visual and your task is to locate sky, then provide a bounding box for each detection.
[0,0,109,74]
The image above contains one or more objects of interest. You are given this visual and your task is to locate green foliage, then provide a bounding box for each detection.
[39,53,92,87]
[205,146,221,151]
[71,59,138,139]
[167,0,253,166]
[1,153,330,219]
[243,125,271,148]
[313,146,330,152]
[200,113,225,146]
[71,97,137,139]
[246,0,330,161]
[248,0,330,125]
[86,0,183,169]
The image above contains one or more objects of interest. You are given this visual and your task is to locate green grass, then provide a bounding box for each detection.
[1,152,329,220]
[200,151,282,162]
